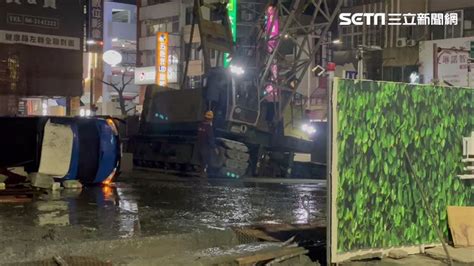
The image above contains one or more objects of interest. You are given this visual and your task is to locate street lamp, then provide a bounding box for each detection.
[319,39,342,46]
[301,123,317,135]
[86,40,104,46]
[230,64,245,75]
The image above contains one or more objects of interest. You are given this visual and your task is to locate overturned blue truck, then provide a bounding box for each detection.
[0,116,121,185]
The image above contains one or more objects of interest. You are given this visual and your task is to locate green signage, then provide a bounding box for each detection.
[223,0,237,68]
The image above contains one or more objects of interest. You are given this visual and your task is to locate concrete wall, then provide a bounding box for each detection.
[139,2,180,20]
[109,22,136,41]
[383,46,419,67]
[139,34,180,51]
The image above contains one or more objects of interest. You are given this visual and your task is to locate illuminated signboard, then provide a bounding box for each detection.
[156,32,169,86]
[0,0,84,97]
[89,0,104,42]
[223,0,237,68]
[134,66,155,85]
[264,5,279,102]
[266,6,279,53]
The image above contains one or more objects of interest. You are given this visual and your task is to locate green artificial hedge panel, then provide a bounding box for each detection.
[336,79,473,253]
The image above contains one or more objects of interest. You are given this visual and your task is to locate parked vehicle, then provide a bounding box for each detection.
[0,116,121,184]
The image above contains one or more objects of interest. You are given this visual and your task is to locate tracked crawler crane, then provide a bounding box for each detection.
[132,0,342,178]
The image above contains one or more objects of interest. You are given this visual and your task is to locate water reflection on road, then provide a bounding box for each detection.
[0,176,326,246]
[63,185,141,238]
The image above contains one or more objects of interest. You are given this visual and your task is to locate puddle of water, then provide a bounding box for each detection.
[0,177,326,246]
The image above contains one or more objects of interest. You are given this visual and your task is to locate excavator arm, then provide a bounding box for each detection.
[182,0,235,87]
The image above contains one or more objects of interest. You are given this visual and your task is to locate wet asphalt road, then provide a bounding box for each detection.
[0,172,326,248]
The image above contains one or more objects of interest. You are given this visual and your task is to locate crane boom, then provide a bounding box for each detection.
[256,0,343,122]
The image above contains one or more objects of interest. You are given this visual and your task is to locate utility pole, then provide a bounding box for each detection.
[468,59,471,87]
[469,41,474,87]
[433,43,439,85]
[90,62,94,111]
[357,46,364,80]
[356,45,381,80]
[89,52,99,115]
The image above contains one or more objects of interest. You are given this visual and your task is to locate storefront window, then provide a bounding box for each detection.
[112,9,130,23]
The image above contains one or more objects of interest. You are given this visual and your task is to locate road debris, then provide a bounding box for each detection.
[30,172,54,189]
[63,180,83,189]
[388,249,409,259]
[236,246,309,265]
[35,201,70,226]
[53,255,69,266]
[0,186,35,203]
[51,182,61,191]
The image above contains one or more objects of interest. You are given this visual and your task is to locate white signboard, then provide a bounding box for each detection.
[419,37,474,87]
[103,50,122,66]
[134,66,156,85]
[0,29,80,50]
[134,65,178,85]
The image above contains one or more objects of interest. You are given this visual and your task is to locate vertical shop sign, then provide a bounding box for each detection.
[156,32,169,86]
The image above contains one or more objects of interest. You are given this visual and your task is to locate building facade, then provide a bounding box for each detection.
[335,0,474,84]
[420,0,474,86]
[136,0,268,92]
[82,0,137,116]
[136,0,333,124]
[101,0,137,115]
[335,0,426,82]
[0,0,84,115]
[137,0,184,91]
